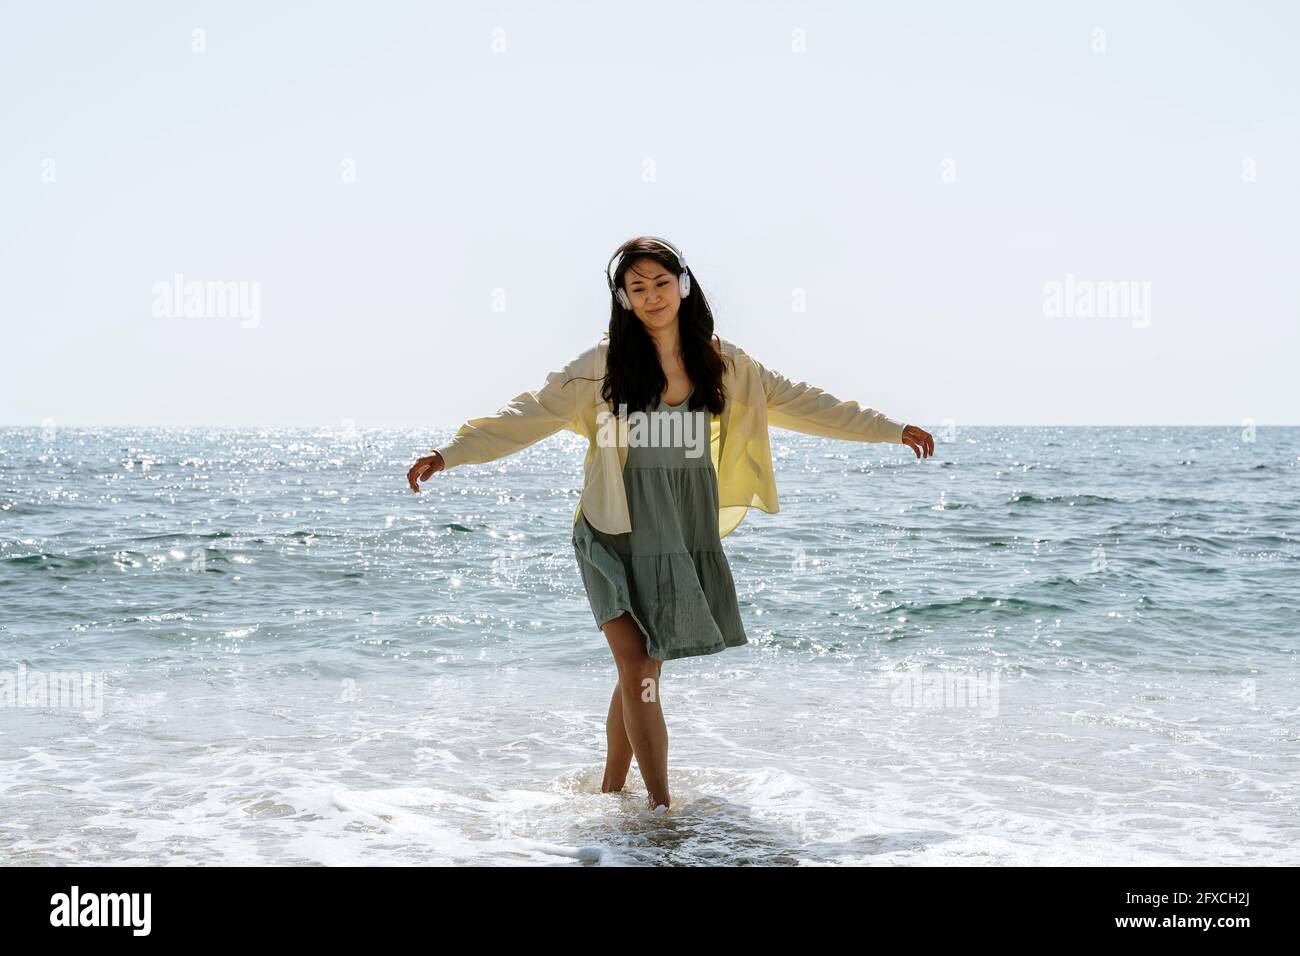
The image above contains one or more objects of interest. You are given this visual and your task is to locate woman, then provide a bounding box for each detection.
[407,236,934,812]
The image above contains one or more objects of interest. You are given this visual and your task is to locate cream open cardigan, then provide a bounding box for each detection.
[433,332,907,539]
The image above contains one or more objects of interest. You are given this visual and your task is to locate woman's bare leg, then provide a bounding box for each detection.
[600,612,670,809]
[601,683,633,792]
[602,657,663,793]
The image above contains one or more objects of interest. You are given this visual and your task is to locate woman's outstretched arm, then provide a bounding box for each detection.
[408,351,587,491]
[748,351,908,445]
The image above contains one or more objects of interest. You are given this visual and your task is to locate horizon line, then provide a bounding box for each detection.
[3,423,1297,430]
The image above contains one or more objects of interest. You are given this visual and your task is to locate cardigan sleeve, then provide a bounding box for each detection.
[749,352,907,445]
[433,351,588,471]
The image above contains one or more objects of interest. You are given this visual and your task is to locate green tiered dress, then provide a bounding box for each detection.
[571,388,749,661]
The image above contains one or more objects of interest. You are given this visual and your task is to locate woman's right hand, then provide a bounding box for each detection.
[407,452,445,492]
[900,425,935,460]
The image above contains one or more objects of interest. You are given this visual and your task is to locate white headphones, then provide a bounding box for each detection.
[606,236,691,310]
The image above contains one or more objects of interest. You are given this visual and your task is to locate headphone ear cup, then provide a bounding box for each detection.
[680,272,691,298]
[616,289,630,309]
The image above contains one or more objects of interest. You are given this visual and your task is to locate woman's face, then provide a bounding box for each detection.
[622,257,681,330]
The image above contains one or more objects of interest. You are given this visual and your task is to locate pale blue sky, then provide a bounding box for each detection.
[2,0,1296,428]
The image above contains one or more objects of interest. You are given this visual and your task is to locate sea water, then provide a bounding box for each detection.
[1,425,1296,865]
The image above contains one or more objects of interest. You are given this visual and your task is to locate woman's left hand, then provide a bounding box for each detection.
[901,424,935,459]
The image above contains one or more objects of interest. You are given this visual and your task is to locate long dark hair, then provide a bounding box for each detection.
[600,236,731,416]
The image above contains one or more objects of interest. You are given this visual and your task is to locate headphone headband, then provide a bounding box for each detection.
[605,237,688,294]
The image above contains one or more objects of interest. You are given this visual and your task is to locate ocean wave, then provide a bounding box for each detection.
[886,591,1077,619]
[1007,493,1122,506]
